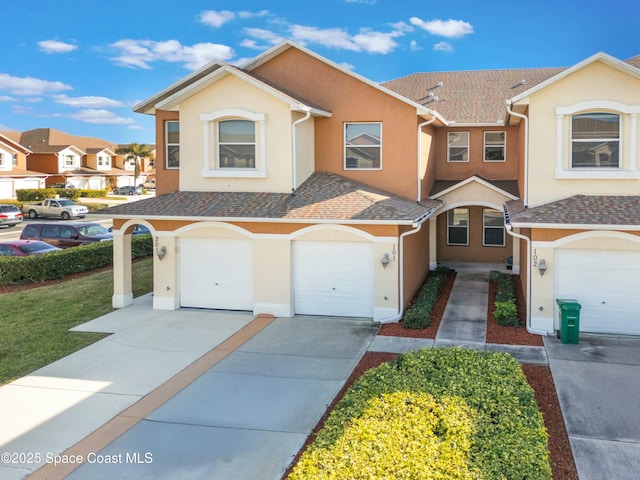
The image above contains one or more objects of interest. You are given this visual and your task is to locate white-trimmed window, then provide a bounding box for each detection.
[219,120,256,169]
[12,153,17,166]
[344,122,382,169]
[484,131,506,162]
[448,132,469,162]
[200,109,266,178]
[571,113,619,168]
[64,155,75,167]
[0,153,4,166]
[98,155,111,167]
[447,208,469,245]
[483,209,505,246]
[166,121,180,169]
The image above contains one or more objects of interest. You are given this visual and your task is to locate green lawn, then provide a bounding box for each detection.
[0,258,153,385]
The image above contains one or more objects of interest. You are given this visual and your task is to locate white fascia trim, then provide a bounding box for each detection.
[511,52,640,104]
[104,214,418,226]
[533,230,640,248]
[445,122,506,127]
[554,169,640,179]
[201,168,268,178]
[431,175,519,200]
[510,222,640,231]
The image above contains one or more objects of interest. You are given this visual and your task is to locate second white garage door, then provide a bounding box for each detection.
[293,241,374,318]
[555,248,640,335]
[179,238,253,311]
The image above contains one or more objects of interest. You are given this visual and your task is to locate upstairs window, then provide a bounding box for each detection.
[571,113,619,168]
[484,131,506,162]
[63,155,76,167]
[219,120,256,169]
[447,208,469,245]
[166,121,180,169]
[12,153,17,166]
[345,122,381,169]
[448,132,469,162]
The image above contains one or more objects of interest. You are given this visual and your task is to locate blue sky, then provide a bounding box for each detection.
[1,0,639,145]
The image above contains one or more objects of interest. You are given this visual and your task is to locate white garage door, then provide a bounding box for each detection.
[294,241,374,318]
[179,238,253,311]
[555,249,640,335]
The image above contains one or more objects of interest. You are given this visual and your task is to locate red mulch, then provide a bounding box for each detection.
[284,271,578,480]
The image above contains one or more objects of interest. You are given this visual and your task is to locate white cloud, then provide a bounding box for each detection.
[242,28,285,48]
[433,41,454,52]
[238,10,270,19]
[0,73,72,95]
[409,18,474,38]
[0,95,16,102]
[410,40,421,51]
[290,25,402,54]
[199,10,235,28]
[109,39,235,70]
[38,39,78,54]
[52,109,135,125]
[52,94,125,108]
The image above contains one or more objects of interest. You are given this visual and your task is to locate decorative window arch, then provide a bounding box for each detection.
[555,100,640,179]
[200,109,267,178]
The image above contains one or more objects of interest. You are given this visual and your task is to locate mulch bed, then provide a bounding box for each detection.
[285,270,578,479]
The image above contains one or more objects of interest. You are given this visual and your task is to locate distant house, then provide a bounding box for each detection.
[0,128,149,190]
[0,132,46,197]
[100,41,640,337]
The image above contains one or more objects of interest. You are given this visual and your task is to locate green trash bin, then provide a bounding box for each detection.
[556,299,581,344]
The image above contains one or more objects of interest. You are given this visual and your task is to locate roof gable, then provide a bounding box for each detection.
[510,52,640,104]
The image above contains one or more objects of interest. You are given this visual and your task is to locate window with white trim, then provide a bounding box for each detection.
[344,122,381,169]
[219,120,256,168]
[448,132,469,162]
[0,153,4,166]
[483,209,505,246]
[571,113,619,168]
[447,208,469,245]
[166,121,180,169]
[484,131,506,162]
[12,153,17,166]
[64,155,75,167]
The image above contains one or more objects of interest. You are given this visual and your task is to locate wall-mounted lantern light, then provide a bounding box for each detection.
[381,253,390,269]
[156,245,167,260]
[538,259,547,276]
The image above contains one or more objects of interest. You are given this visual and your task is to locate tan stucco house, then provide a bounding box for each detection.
[101,41,640,336]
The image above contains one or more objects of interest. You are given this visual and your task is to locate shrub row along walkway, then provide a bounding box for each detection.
[369,271,549,365]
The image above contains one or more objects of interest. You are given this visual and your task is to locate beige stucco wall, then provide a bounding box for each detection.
[178,73,297,193]
[524,60,640,206]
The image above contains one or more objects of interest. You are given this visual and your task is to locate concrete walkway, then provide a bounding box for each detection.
[369,270,549,365]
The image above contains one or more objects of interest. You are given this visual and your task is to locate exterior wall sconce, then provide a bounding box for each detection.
[381,253,390,268]
[156,245,167,260]
[538,259,547,276]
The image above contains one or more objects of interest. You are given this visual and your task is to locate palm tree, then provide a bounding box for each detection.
[116,143,152,186]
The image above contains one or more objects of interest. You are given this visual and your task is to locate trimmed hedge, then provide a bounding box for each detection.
[0,235,152,285]
[15,188,108,202]
[402,266,452,329]
[490,271,520,327]
[289,348,551,480]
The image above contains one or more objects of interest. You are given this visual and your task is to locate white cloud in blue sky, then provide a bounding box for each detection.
[1,0,638,144]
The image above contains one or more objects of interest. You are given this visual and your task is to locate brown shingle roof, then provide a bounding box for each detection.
[382,67,565,124]
[9,128,119,153]
[96,172,442,223]
[505,196,640,227]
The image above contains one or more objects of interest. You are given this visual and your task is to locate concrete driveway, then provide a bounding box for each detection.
[0,296,377,480]
[545,334,640,479]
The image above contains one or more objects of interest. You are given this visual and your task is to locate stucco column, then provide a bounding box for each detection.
[253,238,292,317]
[153,235,179,310]
[429,216,438,269]
[112,233,133,308]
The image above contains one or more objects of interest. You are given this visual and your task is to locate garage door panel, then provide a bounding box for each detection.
[180,238,253,311]
[555,249,640,335]
[294,241,374,318]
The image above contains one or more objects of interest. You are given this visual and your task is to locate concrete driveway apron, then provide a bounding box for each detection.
[66,315,377,480]
[545,334,640,479]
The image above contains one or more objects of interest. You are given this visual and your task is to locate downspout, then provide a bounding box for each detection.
[292,108,312,192]
[379,209,436,324]
[506,101,529,206]
[504,222,547,335]
[417,113,437,203]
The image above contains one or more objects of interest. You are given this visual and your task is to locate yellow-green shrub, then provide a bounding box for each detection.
[289,348,551,480]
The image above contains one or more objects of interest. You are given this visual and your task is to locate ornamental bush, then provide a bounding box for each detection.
[495,300,519,327]
[490,271,522,326]
[289,348,551,480]
[402,266,452,329]
[0,235,152,285]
